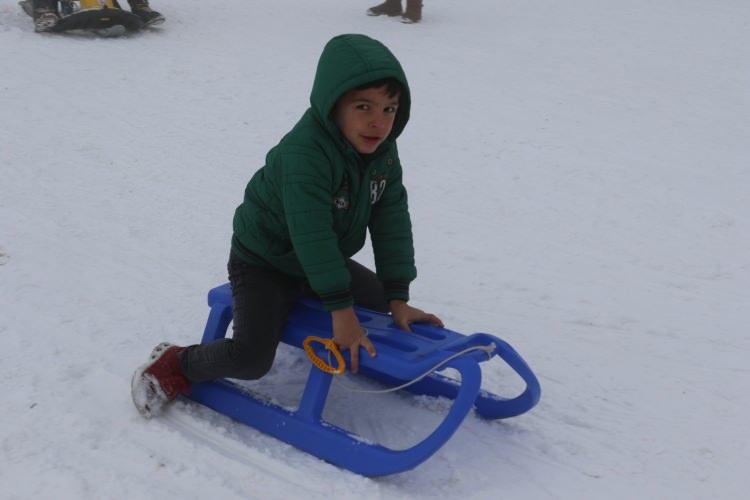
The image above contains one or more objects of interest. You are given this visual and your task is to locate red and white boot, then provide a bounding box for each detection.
[131,342,189,418]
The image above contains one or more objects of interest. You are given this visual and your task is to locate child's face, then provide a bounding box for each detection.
[333,85,400,154]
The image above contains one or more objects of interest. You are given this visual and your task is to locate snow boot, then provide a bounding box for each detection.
[33,0,59,32]
[127,0,165,26]
[34,9,59,32]
[367,0,402,17]
[401,0,422,23]
[131,342,189,418]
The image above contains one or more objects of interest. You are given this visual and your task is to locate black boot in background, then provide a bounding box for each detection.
[367,0,403,17]
[32,0,59,32]
[128,0,165,26]
[401,0,423,23]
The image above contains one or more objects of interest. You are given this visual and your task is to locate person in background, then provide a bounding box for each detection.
[367,0,423,24]
[30,0,164,33]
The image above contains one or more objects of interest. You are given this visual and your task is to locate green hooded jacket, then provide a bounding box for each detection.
[231,34,416,310]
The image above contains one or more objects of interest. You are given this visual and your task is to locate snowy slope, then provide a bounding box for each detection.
[1,0,749,498]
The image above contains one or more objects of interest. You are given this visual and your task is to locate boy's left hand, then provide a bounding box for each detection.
[389,300,444,332]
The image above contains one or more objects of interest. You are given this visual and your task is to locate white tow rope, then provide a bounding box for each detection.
[330,342,496,394]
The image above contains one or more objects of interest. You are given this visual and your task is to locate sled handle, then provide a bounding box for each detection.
[303,336,346,374]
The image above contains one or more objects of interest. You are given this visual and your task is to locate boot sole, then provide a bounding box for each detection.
[366,10,403,17]
[144,15,166,27]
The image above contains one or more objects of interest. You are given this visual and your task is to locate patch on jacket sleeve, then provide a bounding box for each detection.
[333,180,350,209]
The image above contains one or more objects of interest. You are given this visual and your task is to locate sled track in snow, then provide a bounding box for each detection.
[163,404,340,494]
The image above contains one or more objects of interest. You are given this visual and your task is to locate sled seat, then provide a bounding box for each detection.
[185,282,541,476]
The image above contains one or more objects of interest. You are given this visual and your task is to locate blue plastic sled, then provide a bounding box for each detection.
[184,283,541,476]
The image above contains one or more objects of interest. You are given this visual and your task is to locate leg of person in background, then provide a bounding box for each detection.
[32,0,59,32]
[127,0,165,26]
[366,0,403,17]
[402,0,423,24]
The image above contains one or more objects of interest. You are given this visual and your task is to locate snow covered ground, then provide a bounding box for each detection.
[1,0,749,498]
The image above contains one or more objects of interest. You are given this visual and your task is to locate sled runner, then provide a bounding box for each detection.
[186,283,541,476]
[20,0,147,37]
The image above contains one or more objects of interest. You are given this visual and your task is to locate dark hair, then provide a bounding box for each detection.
[354,77,403,98]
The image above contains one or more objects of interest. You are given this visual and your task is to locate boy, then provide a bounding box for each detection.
[132,34,442,417]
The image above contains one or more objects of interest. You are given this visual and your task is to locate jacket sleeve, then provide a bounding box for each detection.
[279,153,353,310]
[368,157,417,302]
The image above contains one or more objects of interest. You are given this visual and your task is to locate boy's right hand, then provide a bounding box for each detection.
[331,306,376,373]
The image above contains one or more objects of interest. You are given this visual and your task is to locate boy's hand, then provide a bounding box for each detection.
[389,300,444,332]
[331,306,376,373]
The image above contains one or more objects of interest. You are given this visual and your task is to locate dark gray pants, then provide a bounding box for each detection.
[180,253,388,382]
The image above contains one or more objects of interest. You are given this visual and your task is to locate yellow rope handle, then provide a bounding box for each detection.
[303,336,346,375]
